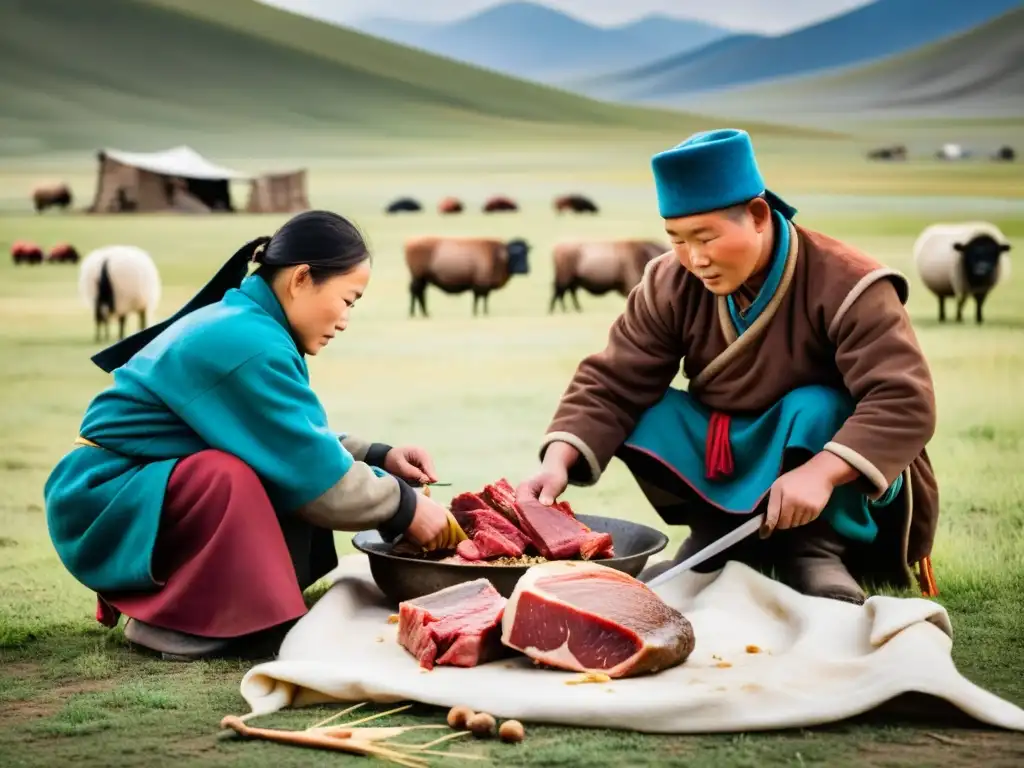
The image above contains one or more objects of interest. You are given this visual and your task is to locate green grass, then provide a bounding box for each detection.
[1,142,1023,765]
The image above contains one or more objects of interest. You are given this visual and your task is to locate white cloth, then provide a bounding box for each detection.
[238,554,1024,734]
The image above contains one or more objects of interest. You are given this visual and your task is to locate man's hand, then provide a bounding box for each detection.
[516,442,578,506]
[761,451,859,537]
[383,445,438,485]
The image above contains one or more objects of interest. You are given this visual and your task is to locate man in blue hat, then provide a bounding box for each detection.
[517,129,940,602]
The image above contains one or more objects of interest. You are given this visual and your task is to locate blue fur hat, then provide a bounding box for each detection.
[651,128,797,220]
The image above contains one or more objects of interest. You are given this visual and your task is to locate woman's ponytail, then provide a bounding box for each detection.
[91,208,370,373]
[90,234,271,373]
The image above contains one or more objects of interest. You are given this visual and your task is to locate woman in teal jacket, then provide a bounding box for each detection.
[44,210,450,660]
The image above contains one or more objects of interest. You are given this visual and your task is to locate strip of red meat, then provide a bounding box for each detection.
[480,478,519,521]
[450,492,491,513]
[473,528,524,558]
[455,508,530,550]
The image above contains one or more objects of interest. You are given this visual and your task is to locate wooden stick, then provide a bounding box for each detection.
[220,717,428,767]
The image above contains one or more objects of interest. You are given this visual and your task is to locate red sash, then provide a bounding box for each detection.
[705,411,734,481]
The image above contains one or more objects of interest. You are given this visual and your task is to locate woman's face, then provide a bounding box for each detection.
[277,261,372,355]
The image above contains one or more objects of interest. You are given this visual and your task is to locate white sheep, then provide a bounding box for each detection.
[913,221,1012,324]
[78,245,161,341]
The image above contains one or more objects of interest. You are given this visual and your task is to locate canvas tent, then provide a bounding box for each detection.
[245,170,310,213]
[89,145,252,213]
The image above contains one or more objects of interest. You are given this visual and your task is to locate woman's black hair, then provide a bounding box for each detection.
[252,209,371,285]
[90,210,370,373]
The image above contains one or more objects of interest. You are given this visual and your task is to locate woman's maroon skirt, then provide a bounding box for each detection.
[95,450,338,639]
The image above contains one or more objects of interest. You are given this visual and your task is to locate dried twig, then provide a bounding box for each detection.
[307,701,366,729]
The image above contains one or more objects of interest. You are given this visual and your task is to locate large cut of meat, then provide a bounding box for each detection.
[514,497,614,560]
[397,579,508,670]
[500,561,694,678]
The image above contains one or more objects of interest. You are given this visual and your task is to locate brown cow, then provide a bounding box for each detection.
[32,183,72,213]
[11,240,44,265]
[483,196,517,213]
[47,242,80,264]
[438,197,463,214]
[550,239,668,312]
[405,236,531,317]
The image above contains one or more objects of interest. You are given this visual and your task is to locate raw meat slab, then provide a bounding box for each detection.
[501,561,693,678]
[397,578,508,669]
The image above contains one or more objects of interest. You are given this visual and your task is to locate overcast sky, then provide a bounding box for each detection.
[259,0,877,33]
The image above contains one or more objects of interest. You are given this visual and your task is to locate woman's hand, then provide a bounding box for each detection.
[403,493,451,547]
[384,445,438,485]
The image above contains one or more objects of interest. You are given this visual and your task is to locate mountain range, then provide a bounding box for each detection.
[325,1,734,84]
[680,4,1024,123]
[572,0,1023,104]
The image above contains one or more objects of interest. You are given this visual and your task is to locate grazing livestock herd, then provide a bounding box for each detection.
[386,192,668,316]
[8,173,1016,334]
[386,193,598,216]
[868,143,1016,162]
[10,238,160,341]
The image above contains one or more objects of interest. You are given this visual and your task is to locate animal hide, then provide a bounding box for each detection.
[236,554,1024,734]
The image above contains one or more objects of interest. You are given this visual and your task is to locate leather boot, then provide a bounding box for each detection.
[124,618,231,661]
[778,519,867,605]
[124,619,293,662]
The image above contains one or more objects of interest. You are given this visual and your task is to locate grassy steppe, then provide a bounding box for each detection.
[1,148,1022,765]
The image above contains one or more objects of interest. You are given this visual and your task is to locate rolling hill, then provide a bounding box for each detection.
[572,0,1022,104]
[344,2,732,85]
[0,0,806,160]
[684,5,1024,124]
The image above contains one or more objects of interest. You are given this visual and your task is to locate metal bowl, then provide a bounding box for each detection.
[351,514,668,606]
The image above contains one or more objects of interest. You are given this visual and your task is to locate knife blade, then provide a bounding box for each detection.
[644,512,766,589]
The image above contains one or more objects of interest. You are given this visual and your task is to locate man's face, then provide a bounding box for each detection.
[665,201,767,295]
